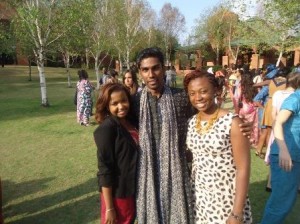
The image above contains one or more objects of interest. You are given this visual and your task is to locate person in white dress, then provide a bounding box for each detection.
[184,70,252,224]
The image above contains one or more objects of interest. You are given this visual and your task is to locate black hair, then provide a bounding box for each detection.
[286,71,300,89]
[276,67,291,78]
[108,69,118,78]
[78,69,88,80]
[136,47,164,69]
[183,70,221,92]
[240,72,257,102]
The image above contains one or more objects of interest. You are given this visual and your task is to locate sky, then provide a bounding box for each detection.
[148,0,222,45]
[148,0,257,45]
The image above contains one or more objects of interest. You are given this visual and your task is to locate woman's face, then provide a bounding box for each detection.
[187,77,217,113]
[108,90,130,119]
[124,72,134,88]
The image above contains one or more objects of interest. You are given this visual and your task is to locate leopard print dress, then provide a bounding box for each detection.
[186,113,252,224]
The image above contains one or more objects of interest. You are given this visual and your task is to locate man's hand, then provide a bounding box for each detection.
[238,116,252,138]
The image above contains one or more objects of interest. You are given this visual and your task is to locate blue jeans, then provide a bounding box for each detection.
[260,155,300,224]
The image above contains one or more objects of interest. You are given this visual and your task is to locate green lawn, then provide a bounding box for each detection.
[0,65,299,223]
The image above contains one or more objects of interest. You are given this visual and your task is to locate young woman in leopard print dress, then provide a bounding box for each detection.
[184,70,252,224]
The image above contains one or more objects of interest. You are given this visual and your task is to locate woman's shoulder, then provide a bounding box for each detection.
[188,114,197,124]
[218,108,232,118]
[218,109,241,123]
[94,117,118,135]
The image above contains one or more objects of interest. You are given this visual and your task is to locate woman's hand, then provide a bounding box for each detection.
[105,209,117,224]
[279,147,293,172]
[226,216,242,224]
[273,110,294,172]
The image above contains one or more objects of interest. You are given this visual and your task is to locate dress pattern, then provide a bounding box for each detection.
[186,113,252,224]
[76,79,93,124]
[239,100,259,147]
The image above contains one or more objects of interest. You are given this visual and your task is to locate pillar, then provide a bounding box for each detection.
[250,54,259,69]
[294,50,300,66]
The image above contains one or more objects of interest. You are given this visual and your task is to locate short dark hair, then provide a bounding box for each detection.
[136,47,164,69]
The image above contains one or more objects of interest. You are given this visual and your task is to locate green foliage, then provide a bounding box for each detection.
[193,5,237,64]
[0,22,16,56]
[226,0,300,59]
[158,3,185,64]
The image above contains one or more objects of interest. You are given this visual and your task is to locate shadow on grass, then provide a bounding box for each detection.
[249,179,300,224]
[2,178,55,205]
[0,67,82,122]
[3,178,99,224]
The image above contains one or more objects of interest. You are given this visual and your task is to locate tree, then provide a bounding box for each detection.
[227,0,300,66]
[260,0,300,66]
[108,0,148,70]
[13,0,70,106]
[194,6,235,65]
[158,3,185,65]
[55,0,92,87]
[14,17,35,80]
[0,2,16,67]
[140,5,157,47]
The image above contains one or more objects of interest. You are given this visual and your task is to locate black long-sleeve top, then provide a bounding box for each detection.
[94,116,138,198]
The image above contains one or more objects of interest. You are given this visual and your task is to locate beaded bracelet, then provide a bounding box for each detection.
[106,208,115,213]
[230,212,244,222]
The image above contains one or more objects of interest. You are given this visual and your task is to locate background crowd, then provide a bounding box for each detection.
[74,47,300,224]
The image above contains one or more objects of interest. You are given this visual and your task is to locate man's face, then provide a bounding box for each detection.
[139,57,165,95]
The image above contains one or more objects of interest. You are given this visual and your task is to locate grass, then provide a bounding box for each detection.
[0,65,299,223]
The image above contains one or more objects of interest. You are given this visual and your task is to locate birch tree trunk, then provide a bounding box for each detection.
[37,49,49,107]
[95,53,100,89]
[85,48,90,69]
[234,46,240,65]
[63,52,72,88]
[276,50,283,67]
[126,48,130,69]
[28,56,32,81]
[216,46,220,66]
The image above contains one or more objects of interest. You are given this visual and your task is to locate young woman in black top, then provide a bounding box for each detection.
[94,83,138,224]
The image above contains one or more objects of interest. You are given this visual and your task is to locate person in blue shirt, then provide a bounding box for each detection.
[260,71,300,224]
[253,65,279,158]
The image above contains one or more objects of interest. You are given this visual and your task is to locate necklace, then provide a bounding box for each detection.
[195,108,220,134]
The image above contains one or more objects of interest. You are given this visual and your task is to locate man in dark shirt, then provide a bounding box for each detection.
[134,47,194,224]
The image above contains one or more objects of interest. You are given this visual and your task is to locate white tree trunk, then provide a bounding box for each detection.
[85,48,90,69]
[66,55,71,88]
[276,51,283,67]
[216,46,220,66]
[95,54,100,89]
[165,44,169,66]
[37,51,49,107]
[28,57,32,81]
[62,52,72,87]
[234,46,240,65]
[126,49,130,69]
